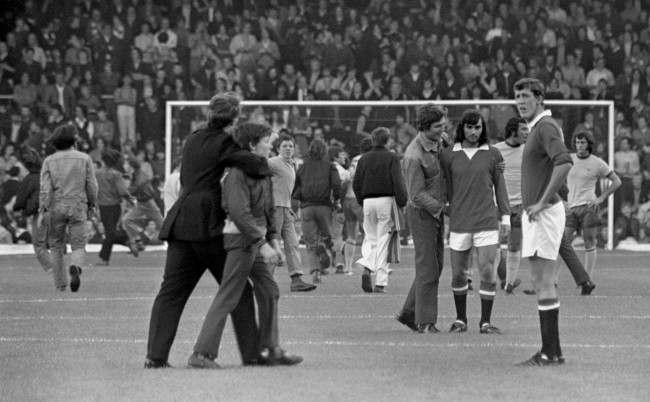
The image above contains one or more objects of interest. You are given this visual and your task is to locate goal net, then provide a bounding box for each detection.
[165,99,615,250]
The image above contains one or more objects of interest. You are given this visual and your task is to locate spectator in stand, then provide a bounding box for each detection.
[43,71,76,117]
[77,84,101,115]
[13,72,37,108]
[15,48,42,85]
[137,96,164,146]
[615,137,642,210]
[72,105,94,145]
[114,73,137,145]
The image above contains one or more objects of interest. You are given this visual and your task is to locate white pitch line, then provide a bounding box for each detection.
[0,336,647,350]
[1,314,650,321]
[0,294,648,304]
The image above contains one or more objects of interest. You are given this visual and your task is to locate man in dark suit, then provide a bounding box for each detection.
[144,93,265,368]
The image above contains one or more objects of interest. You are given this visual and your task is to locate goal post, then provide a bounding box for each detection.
[165,99,615,250]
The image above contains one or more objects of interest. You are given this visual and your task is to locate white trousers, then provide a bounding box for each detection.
[357,197,394,287]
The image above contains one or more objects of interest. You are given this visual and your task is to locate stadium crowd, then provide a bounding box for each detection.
[0,0,650,246]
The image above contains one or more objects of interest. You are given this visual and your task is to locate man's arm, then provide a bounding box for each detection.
[593,170,622,206]
[402,156,443,217]
[391,155,408,207]
[224,168,266,245]
[491,150,510,218]
[352,157,364,205]
[85,157,98,207]
[38,159,52,213]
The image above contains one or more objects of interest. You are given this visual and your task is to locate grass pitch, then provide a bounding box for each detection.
[0,248,648,401]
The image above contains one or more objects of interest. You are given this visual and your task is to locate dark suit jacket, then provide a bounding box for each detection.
[43,85,76,117]
[159,126,267,242]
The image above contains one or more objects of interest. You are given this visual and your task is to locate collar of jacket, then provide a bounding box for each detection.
[416,133,439,152]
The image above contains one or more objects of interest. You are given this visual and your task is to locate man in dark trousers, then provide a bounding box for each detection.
[144,93,265,368]
[396,105,448,333]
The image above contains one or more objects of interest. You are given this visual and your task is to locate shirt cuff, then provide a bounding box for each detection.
[501,214,511,226]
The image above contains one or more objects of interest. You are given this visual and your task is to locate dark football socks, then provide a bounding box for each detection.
[453,293,467,323]
[480,298,494,325]
[538,303,561,358]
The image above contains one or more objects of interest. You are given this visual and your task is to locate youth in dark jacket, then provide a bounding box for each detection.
[293,138,343,284]
[190,123,302,368]
[13,148,52,272]
[353,127,407,293]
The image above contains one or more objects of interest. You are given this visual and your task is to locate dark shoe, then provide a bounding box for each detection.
[187,352,220,369]
[449,320,468,333]
[361,268,373,293]
[290,276,317,292]
[516,351,565,367]
[319,267,330,275]
[505,278,522,294]
[467,279,473,291]
[479,322,502,334]
[69,265,82,292]
[128,240,140,257]
[136,240,146,251]
[500,281,506,290]
[523,289,536,295]
[144,358,172,369]
[316,244,331,269]
[400,237,409,246]
[395,313,418,332]
[312,270,321,284]
[417,323,440,333]
[335,263,345,274]
[258,347,303,366]
[97,259,109,266]
[373,285,385,293]
[580,280,596,295]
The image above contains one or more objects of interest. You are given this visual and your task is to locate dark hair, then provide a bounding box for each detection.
[51,124,77,150]
[8,166,20,177]
[275,133,294,150]
[416,104,447,131]
[513,77,545,99]
[21,147,42,172]
[307,138,328,161]
[234,122,271,149]
[359,134,373,153]
[504,117,527,139]
[328,144,344,161]
[572,131,595,153]
[207,92,240,129]
[455,109,488,146]
[370,127,390,147]
[101,148,123,169]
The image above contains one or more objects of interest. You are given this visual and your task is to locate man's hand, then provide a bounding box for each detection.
[526,201,551,222]
[270,239,285,266]
[260,242,279,265]
[587,197,604,208]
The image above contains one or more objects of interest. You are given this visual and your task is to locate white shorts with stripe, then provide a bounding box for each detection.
[521,202,565,260]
